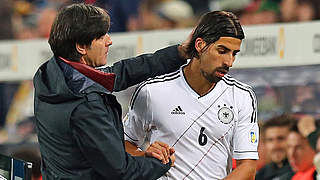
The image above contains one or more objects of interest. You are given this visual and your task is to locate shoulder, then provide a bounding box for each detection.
[34,57,58,80]
[129,70,180,106]
[140,70,181,88]
[222,74,254,92]
[222,74,256,99]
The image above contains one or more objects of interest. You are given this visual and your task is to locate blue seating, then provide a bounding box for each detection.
[0,154,32,180]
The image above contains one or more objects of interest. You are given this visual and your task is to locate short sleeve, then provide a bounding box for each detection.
[124,84,152,148]
[233,88,259,160]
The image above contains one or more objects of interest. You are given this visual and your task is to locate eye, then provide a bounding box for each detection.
[233,51,240,56]
[218,49,227,54]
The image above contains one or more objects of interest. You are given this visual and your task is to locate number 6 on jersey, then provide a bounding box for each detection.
[198,127,208,146]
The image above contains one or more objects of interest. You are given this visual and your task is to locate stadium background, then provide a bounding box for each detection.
[0,0,320,178]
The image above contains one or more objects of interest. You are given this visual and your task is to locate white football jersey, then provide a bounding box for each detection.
[124,67,259,180]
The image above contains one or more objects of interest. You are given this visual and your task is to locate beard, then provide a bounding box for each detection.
[201,70,221,83]
[200,66,229,84]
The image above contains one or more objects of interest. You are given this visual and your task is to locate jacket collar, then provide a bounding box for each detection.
[59,57,115,92]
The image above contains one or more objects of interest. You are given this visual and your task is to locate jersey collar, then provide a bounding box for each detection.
[59,57,115,92]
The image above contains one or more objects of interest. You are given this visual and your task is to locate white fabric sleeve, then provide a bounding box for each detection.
[233,88,259,160]
[124,84,151,148]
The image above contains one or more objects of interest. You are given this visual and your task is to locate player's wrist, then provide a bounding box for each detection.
[136,149,146,157]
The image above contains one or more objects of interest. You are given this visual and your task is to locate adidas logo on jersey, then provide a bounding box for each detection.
[171,106,185,115]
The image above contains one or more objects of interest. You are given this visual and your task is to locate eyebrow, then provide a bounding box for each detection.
[217,44,240,53]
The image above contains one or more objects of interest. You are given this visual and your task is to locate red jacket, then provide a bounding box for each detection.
[291,167,316,180]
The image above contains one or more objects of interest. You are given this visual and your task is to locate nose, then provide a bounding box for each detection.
[105,34,112,47]
[270,141,278,150]
[223,54,234,67]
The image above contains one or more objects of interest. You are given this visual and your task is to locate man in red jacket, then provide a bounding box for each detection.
[284,121,316,180]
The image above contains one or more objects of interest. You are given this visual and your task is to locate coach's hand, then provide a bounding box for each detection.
[169,147,175,167]
[145,141,173,164]
[178,28,194,59]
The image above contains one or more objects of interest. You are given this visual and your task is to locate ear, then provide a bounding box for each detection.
[195,37,206,53]
[76,43,87,55]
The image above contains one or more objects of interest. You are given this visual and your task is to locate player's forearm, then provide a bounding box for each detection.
[125,141,145,156]
[223,159,256,180]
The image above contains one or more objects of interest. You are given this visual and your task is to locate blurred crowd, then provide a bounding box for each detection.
[1,0,320,40]
[256,114,320,180]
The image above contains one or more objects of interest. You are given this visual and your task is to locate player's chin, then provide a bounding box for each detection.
[209,77,221,84]
[214,75,223,82]
[204,73,222,83]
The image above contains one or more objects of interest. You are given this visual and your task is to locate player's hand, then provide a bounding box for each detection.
[145,141,172,164]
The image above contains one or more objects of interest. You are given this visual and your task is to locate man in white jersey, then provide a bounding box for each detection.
[124,11,258,180]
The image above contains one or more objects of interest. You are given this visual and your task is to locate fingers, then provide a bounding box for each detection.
[145,141,174,164]
[145,145,165,163]
[153,141,169,164]
[169,153,176,167]
[155,141,170,158]
[169,147,175,155]
[145,151,162,161]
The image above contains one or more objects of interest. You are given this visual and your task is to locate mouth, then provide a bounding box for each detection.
[215,69,228,77]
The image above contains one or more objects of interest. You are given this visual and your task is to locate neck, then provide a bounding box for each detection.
[80,57,88,65]
[183,59,216,96]
[80,56,95,67]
